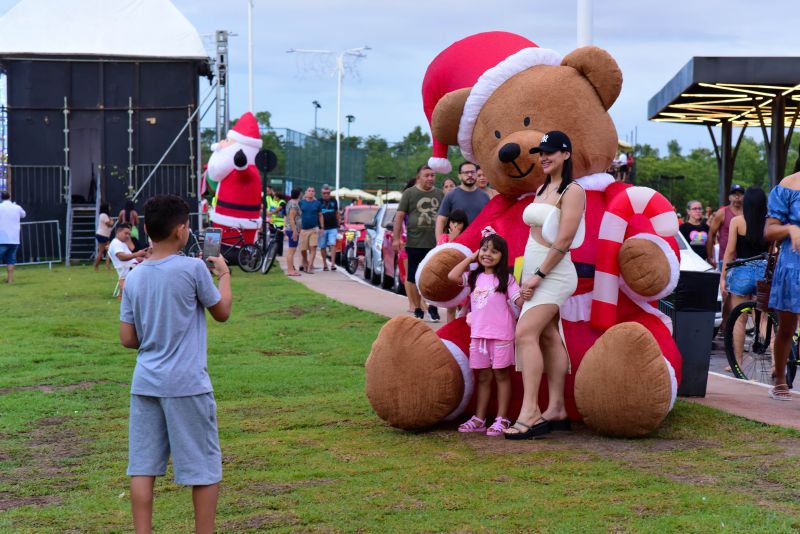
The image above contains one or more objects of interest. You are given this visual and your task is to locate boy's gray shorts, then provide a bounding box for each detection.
[127,392,221,486]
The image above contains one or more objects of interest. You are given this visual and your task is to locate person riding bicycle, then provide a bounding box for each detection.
[765,170,800,401]
[720,187,770,373]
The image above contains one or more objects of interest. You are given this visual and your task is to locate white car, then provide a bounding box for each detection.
[674,231,723,330]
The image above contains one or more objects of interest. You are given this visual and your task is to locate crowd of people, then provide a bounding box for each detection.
[3,134,800,531]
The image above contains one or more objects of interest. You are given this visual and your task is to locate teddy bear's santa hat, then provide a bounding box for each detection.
[422,32,562,173]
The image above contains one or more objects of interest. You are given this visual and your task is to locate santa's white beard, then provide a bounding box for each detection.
[207,141,259,182]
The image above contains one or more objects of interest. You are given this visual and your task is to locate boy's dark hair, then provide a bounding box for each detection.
[467,233,511,295]
[291,187,302,200]
[445,209,469,233]
[116,222,132,231]
[1,191,10,201]
[143,195,190,241]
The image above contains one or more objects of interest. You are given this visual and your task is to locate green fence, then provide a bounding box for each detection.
[262,128,366,195]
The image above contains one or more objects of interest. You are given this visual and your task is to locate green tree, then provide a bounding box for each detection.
[667,140,682,158]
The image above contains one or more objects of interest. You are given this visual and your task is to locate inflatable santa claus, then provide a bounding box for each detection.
[207,112,263,244]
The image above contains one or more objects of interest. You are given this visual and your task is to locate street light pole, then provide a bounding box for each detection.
[377,175,395,205]
[345,114,355,138]
[335,52,344,205]
[287,46,370,205]
[312,100,321,134]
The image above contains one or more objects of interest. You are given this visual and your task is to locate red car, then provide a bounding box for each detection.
[380,223,407,295]
[335,205,379,273]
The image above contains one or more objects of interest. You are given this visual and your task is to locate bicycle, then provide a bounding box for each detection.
[259,223,281,275]
[181,226,263,273]
[722,252,784,384]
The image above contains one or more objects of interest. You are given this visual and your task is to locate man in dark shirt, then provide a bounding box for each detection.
[298,187,323,272]
[318,185,340,271]
[435,161,489,241]
[393,165,443,322]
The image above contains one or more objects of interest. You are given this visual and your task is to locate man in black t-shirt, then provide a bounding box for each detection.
[319,185,340,271]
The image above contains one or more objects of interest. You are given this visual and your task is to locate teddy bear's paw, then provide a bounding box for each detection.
[365,316,464,430]
[574,322,673,437]
[618,238,672,297]
[417,245,470,307]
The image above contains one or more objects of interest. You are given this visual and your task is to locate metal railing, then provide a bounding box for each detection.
[5,165,68,206]
[131,164,195,202]
[0,220,62,268]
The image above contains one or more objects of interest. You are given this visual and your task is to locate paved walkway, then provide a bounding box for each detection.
[278,255,800,430]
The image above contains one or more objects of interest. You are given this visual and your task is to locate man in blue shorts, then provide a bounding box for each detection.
[120,195,232,533]
[0,191,26,283]
[318,184,340,271]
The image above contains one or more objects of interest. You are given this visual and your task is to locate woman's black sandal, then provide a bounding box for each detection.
[548,418,571,431]
[504,418,551,440]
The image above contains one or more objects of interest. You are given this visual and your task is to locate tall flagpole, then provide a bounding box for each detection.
[577,0,593,46]
[247,0,254,112]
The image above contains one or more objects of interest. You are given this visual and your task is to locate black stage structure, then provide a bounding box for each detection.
[0,0,213,262]
[0,57,212,260]
[648,57,800,205]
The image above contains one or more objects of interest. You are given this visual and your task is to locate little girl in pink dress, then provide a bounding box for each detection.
[447,228,523,436]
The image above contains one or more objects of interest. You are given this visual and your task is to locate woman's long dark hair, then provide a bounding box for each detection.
[743,186,767,248]
[467,233,511,295]
[99,202,110,215]
[536,152,574,197]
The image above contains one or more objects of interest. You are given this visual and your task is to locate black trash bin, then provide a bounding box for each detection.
[659,270,720,397]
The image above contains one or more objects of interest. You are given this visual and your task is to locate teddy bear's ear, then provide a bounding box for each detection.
[431,87,471,146]
[561,46,622,110]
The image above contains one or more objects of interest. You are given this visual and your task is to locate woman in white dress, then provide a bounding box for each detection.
[505,131,586,440]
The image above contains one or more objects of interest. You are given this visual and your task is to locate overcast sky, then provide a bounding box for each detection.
[2,0,800,154]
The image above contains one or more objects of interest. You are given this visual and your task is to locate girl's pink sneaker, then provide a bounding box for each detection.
[458,415,487,433]
[486,417,511,437]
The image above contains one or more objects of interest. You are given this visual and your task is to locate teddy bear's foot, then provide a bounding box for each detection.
[574,322,676,437]
[365,316,470,430]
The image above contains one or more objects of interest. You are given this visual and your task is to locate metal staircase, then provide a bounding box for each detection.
[67,204,97,262]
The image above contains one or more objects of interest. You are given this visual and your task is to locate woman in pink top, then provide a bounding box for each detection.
[448,229,523,436]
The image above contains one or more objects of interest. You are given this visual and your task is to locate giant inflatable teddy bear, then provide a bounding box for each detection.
[207,111,263,244]
[365,32,683,438]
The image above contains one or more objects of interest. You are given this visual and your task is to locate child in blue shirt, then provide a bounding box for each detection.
[120,195,232,533]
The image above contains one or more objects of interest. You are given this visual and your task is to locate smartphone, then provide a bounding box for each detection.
[203,228,222,266]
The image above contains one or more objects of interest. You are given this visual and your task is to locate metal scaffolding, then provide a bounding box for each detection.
[215,30,230,138]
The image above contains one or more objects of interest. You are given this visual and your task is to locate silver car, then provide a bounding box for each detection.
[363,203,398,286]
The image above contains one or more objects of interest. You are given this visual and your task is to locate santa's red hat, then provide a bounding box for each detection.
[421,32,562,173]
[227,112,263,148]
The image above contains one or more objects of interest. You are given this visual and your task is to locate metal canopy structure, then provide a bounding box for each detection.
[648,56,800,204]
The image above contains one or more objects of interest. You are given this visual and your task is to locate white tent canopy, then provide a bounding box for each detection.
[0,0,207,59]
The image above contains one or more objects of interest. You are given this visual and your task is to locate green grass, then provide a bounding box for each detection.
[3,264,800,532]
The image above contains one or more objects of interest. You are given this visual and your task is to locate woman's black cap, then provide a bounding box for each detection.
[531,130,572,153]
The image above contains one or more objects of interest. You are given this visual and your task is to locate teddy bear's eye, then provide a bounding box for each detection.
[494,130,501,139]
[523,117,531,127]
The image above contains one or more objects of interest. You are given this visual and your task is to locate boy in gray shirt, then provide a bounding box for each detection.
[120,195,232,534]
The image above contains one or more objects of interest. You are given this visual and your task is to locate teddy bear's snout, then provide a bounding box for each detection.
[498,143,521,163]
